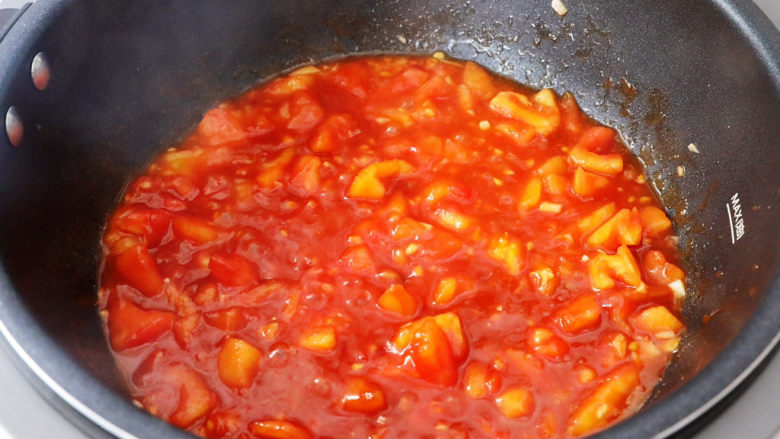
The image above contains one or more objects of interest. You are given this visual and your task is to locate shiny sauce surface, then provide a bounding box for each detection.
[99,55,686,439]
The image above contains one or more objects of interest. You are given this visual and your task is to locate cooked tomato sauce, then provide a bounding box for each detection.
[99,55,686,439]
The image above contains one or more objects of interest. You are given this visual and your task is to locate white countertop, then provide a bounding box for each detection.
[0,1,778,438]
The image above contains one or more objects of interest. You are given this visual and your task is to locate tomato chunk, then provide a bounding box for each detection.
[392,313,467,386]
[107,294,175,351]
[217,337,262,388]
[567,363,640,436]
[588,245,643,290]
[115,245,164,297]
[378,284,418,317]
[249,420,312,439]
[496,386,535,418]
[209,253,259,287]
[173,216,220,244]
[555,295,602,334]
[341,377,387,414]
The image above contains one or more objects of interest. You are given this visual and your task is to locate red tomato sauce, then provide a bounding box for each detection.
[98,55,686,439]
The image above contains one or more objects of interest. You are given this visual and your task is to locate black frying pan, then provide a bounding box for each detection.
[0,1,778,438]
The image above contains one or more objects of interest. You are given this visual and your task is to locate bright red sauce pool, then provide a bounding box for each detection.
[99,55,686,439]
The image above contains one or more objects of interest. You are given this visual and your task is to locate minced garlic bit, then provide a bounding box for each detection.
[551,0,568,16]
[404,243,420,255]
[479,120,491,130]
[397,35,408,44]
[432,51,446,60]
[687,143,700,154]
[668,279,686,298]
[539,202,562,213]
[492,177,504,186]
[677,165,685,177]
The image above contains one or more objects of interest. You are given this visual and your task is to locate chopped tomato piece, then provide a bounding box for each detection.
[393,313,467,386]
[432,276,474,306]
[347,159,415,199]
[287,94,325,132]
[555,295,602,333]
[518,177,543,210]
[463,362,489,399]
[495,121,536,146]
[527,326,569,358]
[173,216,220,244]
[573,167,611,198]
[574,126,616,153]
[115,245,164,297]
[567,363,640,436]
[217,337,262,388]
[300,326,337,352]
[631,305,684,337]
[332,62,369,99]
[577,203,617,234]
[487,234,526,276]
[543,173,569,196]
[204,308,248,332]
[339,245,375,272]
[559,92,586,136]
[433,208,473,231]
[290,155,322,193]
[643,250,685,285]
[414,76,451,103]
[586,208,642,249]
[639,206,673,237]
[112,208,171,248]
[537,156,568,175]
[209,253,259,287]
[392,67,430,93]
[489,90,560,135]
[199,106,246,145]
[107,294,175,351]
[496,386,535,418]
[249,420,312,439]
[311,114,359,153]
[341,377,387,414]
[462,61,497,99]
[402,319,457,386]
[257,147,296,188]
[569,147,623,175]
[168,365,217,428]
[265,74,315,95]
[204,412,242,438]
[588,245,643,290]
[529,267,558,296]
[378,284,418,317]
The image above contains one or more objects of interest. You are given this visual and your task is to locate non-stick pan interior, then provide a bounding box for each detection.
[0,1,778,438]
